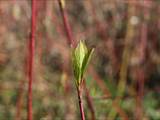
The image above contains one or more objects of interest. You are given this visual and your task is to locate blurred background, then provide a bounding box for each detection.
[0,0,160,119]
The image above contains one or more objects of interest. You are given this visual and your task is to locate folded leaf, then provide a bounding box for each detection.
[72,40,94,86]
[81,48,94,79]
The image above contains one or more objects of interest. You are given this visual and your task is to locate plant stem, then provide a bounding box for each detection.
[77,85,85,120]
[57,0,75,47]
[27,0,36,120]
[108,3,135,119]
[135,2,148,119]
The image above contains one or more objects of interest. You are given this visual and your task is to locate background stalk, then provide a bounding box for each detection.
[27,0,36,120]
[108,2,136,119]
[57,0,75,47]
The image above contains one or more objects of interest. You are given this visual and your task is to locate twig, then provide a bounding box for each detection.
[108,2,136,119]
[57,1,95,120]
[57,0,75,47]
[77,85,85,120]
[135,1,149,119]
[27,0,36,120]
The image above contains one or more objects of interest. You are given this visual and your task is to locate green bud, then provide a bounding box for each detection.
[72,40,94,86]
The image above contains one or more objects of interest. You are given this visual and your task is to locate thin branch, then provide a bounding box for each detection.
[108,2,136,119]
[57,1,95,120]
[57,0,75,47]
[77,85,85,120]
[27,0,37,120]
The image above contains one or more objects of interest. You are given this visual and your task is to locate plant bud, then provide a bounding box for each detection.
[72,40,94,86]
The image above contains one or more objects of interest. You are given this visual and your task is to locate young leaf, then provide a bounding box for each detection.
[72,50,81,85]
[74,40,87,69]
[81,48,94,79]
[72,40,94,86]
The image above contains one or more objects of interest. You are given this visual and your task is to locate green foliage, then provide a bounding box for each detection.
[144,92,160,120]
[104,78,117,98]
[72,40,94,86]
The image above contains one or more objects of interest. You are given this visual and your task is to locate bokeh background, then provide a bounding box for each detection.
[0,0,160,119]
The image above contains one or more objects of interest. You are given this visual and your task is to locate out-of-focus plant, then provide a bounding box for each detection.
[27,0,37,120]
[72,40,94,120]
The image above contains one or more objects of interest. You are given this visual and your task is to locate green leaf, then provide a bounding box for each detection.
[72,50,81,85]
[72,40,94,86]
[81,48,94,78]
[74,40,87,69]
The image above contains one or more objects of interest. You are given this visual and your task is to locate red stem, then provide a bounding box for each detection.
[57,0,75,47]
[77,86,85,120]
[57,1,93,119]
[27,0,36,120]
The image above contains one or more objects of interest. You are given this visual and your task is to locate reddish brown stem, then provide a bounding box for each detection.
[135,2,148,119]
[57,1,94,119]
[77,86,85,120]
[57,0,75,47]
[27,0,36,120]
